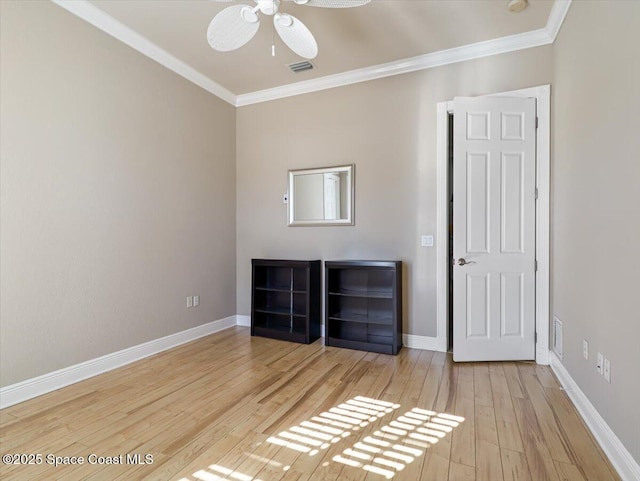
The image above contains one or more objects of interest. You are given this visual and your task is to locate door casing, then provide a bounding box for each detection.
[436,84,551,364]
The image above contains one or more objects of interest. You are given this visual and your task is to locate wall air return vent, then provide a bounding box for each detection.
[287,60,315,73]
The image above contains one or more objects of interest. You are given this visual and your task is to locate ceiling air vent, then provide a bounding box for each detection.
[287,60,314,73]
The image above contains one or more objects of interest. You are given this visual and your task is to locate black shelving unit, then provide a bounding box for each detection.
[251,259,321,344]
[325,260,402,355]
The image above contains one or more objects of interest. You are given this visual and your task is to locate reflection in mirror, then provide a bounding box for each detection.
[288,165,354,226]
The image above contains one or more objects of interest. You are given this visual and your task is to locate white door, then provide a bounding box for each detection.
[453,96,537,361]
[323,173,340,220]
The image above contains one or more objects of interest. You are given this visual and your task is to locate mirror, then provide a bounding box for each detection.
[288,165,354,226]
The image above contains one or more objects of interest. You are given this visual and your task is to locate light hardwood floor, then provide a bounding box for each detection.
[0,327,619,481]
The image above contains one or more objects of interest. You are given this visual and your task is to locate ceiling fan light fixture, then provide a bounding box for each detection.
[240,6,259,23]
[275,13,294,27]
[293,0,310,4]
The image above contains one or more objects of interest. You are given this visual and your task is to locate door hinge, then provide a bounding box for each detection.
[535,260,538,271]
[535,187,538,200]
[535,117,539,129]
[535,332,538,343]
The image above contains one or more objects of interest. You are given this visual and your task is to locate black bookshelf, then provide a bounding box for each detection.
[251,259,321,344]
[325,260,402,355]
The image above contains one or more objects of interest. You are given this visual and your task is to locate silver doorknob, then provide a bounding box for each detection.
[458,258,476,266]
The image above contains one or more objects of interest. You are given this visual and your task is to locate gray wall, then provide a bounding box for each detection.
[552,0,640,464]
[236,46,553,337]
[0,1,237,386]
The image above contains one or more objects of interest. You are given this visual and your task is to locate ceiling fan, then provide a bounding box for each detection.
[207,0,371,60]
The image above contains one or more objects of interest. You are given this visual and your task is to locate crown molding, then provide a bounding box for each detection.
[237,0,572,106]
[51,0,237,106]
[51,0,572,108]
[547,0,573,42]
[236,27,554,106]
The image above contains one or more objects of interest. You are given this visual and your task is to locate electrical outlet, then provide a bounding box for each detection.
[583,339,589,360]
[187,296,193,308]
[603,358,611,383]
[193,295,200,307]
[597,352,604,375]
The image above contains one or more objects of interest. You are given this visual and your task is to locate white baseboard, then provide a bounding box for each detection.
[236,316,445,353]
[402,334,445,352]
[549,353,640,481]
[0,315,237,409]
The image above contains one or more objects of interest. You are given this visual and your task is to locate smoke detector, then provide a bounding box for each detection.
[508,0,528,13]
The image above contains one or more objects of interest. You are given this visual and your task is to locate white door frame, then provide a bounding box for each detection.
[436,84,550,364]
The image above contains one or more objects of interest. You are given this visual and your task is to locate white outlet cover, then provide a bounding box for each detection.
[597,352,604,375]
[421,235,434,247]
[187,296,193,308]
[603,358,611,383]
[194,295,200,307]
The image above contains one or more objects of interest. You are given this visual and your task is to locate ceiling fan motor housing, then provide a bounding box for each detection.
[208,0,370,59]
[257,0,280,16]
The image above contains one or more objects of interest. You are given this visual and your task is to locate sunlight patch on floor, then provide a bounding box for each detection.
[181,464,264,481]
[265,396,400,456]
[178,400,463,481]
[333,408,465,479]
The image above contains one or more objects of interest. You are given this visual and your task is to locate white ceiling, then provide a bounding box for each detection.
[56,0,568,105]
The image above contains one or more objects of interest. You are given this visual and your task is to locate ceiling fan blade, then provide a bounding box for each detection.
[274,13,318,59]
[290,0,370,7]
[207,5,260,52]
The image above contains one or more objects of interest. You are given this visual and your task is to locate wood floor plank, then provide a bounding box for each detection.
[248,350,373,481]
[476,439,503,481]
[0,327,621,481]
[473,363,493,408]
[449,461,476,481]
[502,362,526,399]
[519,365,573,464]
[544,387,620,481]
[512,396,561,481]
[419,353,455,478]
[420,451,450,481]
[433,352,455,412]
[401,350,434,408]
[554,461,589,481]
[449,363,475,468]
[263,352,382,480]
[535,364,561,389]
[55,438,145,481]
[143,432,247,481]
[301,353,404,481]
[501,448,532,481]
[0,411,17,424]
[489,363,525,453]
[475,404,503,481]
